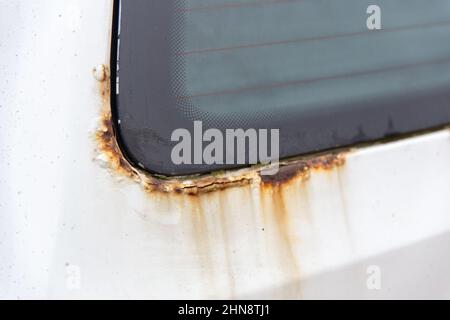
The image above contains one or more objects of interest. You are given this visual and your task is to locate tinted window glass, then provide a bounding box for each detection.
[112,0,450,175]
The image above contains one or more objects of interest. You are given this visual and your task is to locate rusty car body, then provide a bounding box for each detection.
[1,0,450,299]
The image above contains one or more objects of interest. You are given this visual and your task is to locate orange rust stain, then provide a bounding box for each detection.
[97,94,347,195]
[95,67,348,196]
[95,66,138,181]
[188,196,214,288]
[94,65,350,298]
[95,74,257,195]
[259,185,303,298]
[269,187,297,265]
[260,153,346,188]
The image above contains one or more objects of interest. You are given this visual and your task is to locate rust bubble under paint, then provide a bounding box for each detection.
[94,65,348,196]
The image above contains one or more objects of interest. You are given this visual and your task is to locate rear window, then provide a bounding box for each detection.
[111,0,450,176]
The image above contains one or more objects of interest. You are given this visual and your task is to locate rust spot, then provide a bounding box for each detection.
[260,163,309,186]
[95,66,139,181]
[91,64,450,299]
[260,153,346,187]
[97,110,137,179]
[94,65,349,196]
[95,81,349,295]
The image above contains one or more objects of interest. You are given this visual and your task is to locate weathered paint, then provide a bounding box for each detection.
[95,65,348,194]
[93,62,450,299]
[92,66,358,298]
[3,0,450,299]
[94,69,354,298]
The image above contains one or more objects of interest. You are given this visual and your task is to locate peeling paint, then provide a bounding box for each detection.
[94,65,349,196]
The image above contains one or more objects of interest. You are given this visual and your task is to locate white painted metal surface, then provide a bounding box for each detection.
[1,0,450,299]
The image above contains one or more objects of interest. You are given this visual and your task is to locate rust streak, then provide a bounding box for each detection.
[92,64,353,298]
